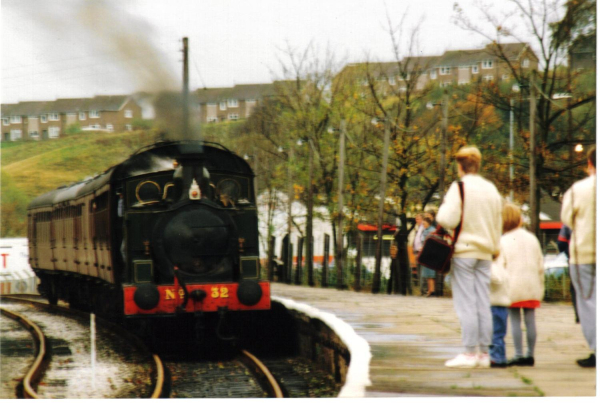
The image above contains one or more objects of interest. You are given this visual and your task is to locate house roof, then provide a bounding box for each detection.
[195,83,276,103]
[1,95,130,117]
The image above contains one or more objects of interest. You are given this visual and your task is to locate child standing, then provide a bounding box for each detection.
[419,216,437,297]
[496,203,545,367]
[489,234,511,367]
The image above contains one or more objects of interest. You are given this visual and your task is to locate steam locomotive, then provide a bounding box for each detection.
[27,140,270,338]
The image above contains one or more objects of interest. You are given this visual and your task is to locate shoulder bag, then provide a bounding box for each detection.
[417,181,464,274]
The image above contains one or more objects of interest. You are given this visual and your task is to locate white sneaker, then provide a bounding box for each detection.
[445,353,478,368]
[477,353,491,368]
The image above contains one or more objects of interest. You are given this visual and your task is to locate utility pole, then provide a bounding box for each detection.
[529,73,539,240]
[306,138,315,286]
[439,91,449,200]
[336,120,346,290]
[182,37,190,140]
[373,119,391,294]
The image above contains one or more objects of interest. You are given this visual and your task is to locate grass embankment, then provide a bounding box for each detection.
[1,131,156,237]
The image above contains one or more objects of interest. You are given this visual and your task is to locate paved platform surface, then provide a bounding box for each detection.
[272,283,597,397]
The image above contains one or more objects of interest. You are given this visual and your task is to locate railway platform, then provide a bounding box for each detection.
[272,283,596,397]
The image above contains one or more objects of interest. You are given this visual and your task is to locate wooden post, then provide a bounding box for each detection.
[267,235,275,281]
[354,232,363,291]
[281,233,289,283]
[287,243,294,284]
[439,91,449,200]
[296,237,304,285]
[373,119,391,294]
[322,234,330,288]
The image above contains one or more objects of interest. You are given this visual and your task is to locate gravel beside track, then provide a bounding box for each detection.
[0,313,37,398]
[0,299,155,398]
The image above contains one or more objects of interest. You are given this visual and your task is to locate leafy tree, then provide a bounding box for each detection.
[1,171,29,237]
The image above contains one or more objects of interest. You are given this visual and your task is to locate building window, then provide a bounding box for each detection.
[227,99,238,108]
[482,60,493,69]
[10,129,22,140]
[502,74,510,81]
[219,101,227,111]
[10,116,22,124]
[228,114,239,121]
[125,124,132,131]
[207,116,218,123]
[2,118,9,126]
[124,109,133,118]
[388,76,396,85]
[472,65,479,74]
[106,124,114,132]
[430,69,437,79]
[29,131,39,138]
[40,115,48,123]
[245,98,256,103]
[484,75,494,82]
[48,113,59,121]
[48,127,60,138]
[522,58,530,68]
[207,102,217,106]
[441,82,451,87]
[89,110,100,118]
[440,66,451,75]
[458,79,470,85]
[79,112,86,120]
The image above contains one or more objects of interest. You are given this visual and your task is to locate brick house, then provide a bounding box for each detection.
[195,83,276,123]
[1,95,142,141]
[337,42,539,91]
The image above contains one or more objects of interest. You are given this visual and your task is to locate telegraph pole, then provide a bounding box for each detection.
[373,119,391,294]
[182,37,190,140]
[306,138,315,286]
[336,120,346,290]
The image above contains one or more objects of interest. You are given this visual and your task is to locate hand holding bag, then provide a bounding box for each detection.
[417,181,464,274]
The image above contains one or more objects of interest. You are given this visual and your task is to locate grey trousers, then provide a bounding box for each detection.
[450,258,492,354]
[569,263,596,352]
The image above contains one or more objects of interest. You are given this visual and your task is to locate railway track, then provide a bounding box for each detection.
[1,295,338,398]
[0,296,163,399]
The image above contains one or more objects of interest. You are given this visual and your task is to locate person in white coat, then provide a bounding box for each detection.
[436,146,503,369]
[497,203,544,367]
[561,147,596,368]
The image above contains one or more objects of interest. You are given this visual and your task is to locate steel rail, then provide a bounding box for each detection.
[0,307,48,399]
[0,295,167,399]
[240,349,284,398]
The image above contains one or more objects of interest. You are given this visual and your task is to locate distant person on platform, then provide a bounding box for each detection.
[420,216,437,297]
[436,146,503,369]
[561,147,596,368]
[501,203,544,367]
[407,213,425,294]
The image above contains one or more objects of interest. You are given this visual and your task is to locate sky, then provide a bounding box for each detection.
[1,0,553,104]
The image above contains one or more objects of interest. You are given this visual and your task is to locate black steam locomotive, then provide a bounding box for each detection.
[27,140,270,337]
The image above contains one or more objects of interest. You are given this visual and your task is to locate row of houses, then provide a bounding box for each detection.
[2,41,594,141]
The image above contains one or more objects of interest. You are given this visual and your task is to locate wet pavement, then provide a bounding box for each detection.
[272,283,596,397]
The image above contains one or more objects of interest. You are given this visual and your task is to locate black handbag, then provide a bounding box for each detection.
[417,182,464,274]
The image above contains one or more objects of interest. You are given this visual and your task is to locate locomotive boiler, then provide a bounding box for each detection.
[27,140,270,339]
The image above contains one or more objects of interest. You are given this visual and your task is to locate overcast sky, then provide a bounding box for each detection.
[2,0,553,104]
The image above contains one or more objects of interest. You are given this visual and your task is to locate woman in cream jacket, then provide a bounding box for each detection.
[496,203,545,367]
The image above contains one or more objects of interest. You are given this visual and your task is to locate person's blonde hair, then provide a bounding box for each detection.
[455,146,482,173]
[502,203,521,233]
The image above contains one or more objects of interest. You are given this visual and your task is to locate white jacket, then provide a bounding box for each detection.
[497,227,545,304]
[436,174,503,260]
[490,261,511,306]
[561,174,596,264]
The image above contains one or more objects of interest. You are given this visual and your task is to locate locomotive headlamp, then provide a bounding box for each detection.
[189,179,201,200]
[133,284,160,310]
[237,280,263,306]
